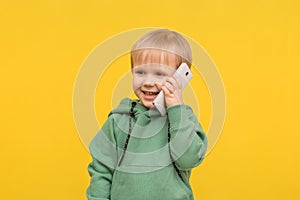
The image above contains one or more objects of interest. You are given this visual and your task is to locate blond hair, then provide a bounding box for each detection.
[131,29,192,68]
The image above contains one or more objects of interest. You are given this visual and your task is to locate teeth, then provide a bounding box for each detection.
[144,91,157,95]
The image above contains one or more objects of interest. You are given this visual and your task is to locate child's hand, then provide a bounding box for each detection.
[156,76,183,108]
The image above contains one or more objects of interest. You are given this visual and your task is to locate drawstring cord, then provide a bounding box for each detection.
[118,101,137,167]
[167,117,184,183]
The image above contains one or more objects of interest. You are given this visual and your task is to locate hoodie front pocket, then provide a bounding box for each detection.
[110,166,192,200]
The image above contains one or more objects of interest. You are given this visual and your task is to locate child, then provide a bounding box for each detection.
[86,29,208,200]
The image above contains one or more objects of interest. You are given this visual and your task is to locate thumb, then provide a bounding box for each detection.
[155,83,163,90]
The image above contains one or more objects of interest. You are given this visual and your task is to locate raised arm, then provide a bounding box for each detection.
[167,104,208,170]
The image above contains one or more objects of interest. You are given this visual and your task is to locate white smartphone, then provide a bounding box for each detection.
[153,62,193,116]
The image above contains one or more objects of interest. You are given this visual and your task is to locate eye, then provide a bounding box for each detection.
[155,72,165,76]
[135,70,145,75]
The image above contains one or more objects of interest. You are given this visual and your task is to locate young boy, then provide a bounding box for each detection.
[86,29,207,200]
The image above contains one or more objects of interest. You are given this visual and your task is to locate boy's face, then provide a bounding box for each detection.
[132,62,177,109]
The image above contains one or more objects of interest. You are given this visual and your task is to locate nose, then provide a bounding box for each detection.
[142,75,155,87]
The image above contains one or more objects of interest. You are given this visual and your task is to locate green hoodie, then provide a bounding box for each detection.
[87,98,207,200]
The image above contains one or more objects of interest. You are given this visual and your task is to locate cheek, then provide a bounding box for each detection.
[132,76,143,91]
[156,77,168,84]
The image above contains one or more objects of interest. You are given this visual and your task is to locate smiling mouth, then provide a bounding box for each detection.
[142,91,159,95]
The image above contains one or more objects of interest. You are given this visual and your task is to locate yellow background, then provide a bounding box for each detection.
[1,0,299,199]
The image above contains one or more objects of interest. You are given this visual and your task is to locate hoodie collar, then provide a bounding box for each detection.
[109,98,162,125]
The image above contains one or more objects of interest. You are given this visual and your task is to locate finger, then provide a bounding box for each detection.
[161,85,171,96]
[154,82,163,90]
[166,77,180,90]
[173,75,182,89]
[163,81,175,93]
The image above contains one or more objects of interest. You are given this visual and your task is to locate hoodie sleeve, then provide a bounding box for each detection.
[86,116,117,200]
[166,104,208,170]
